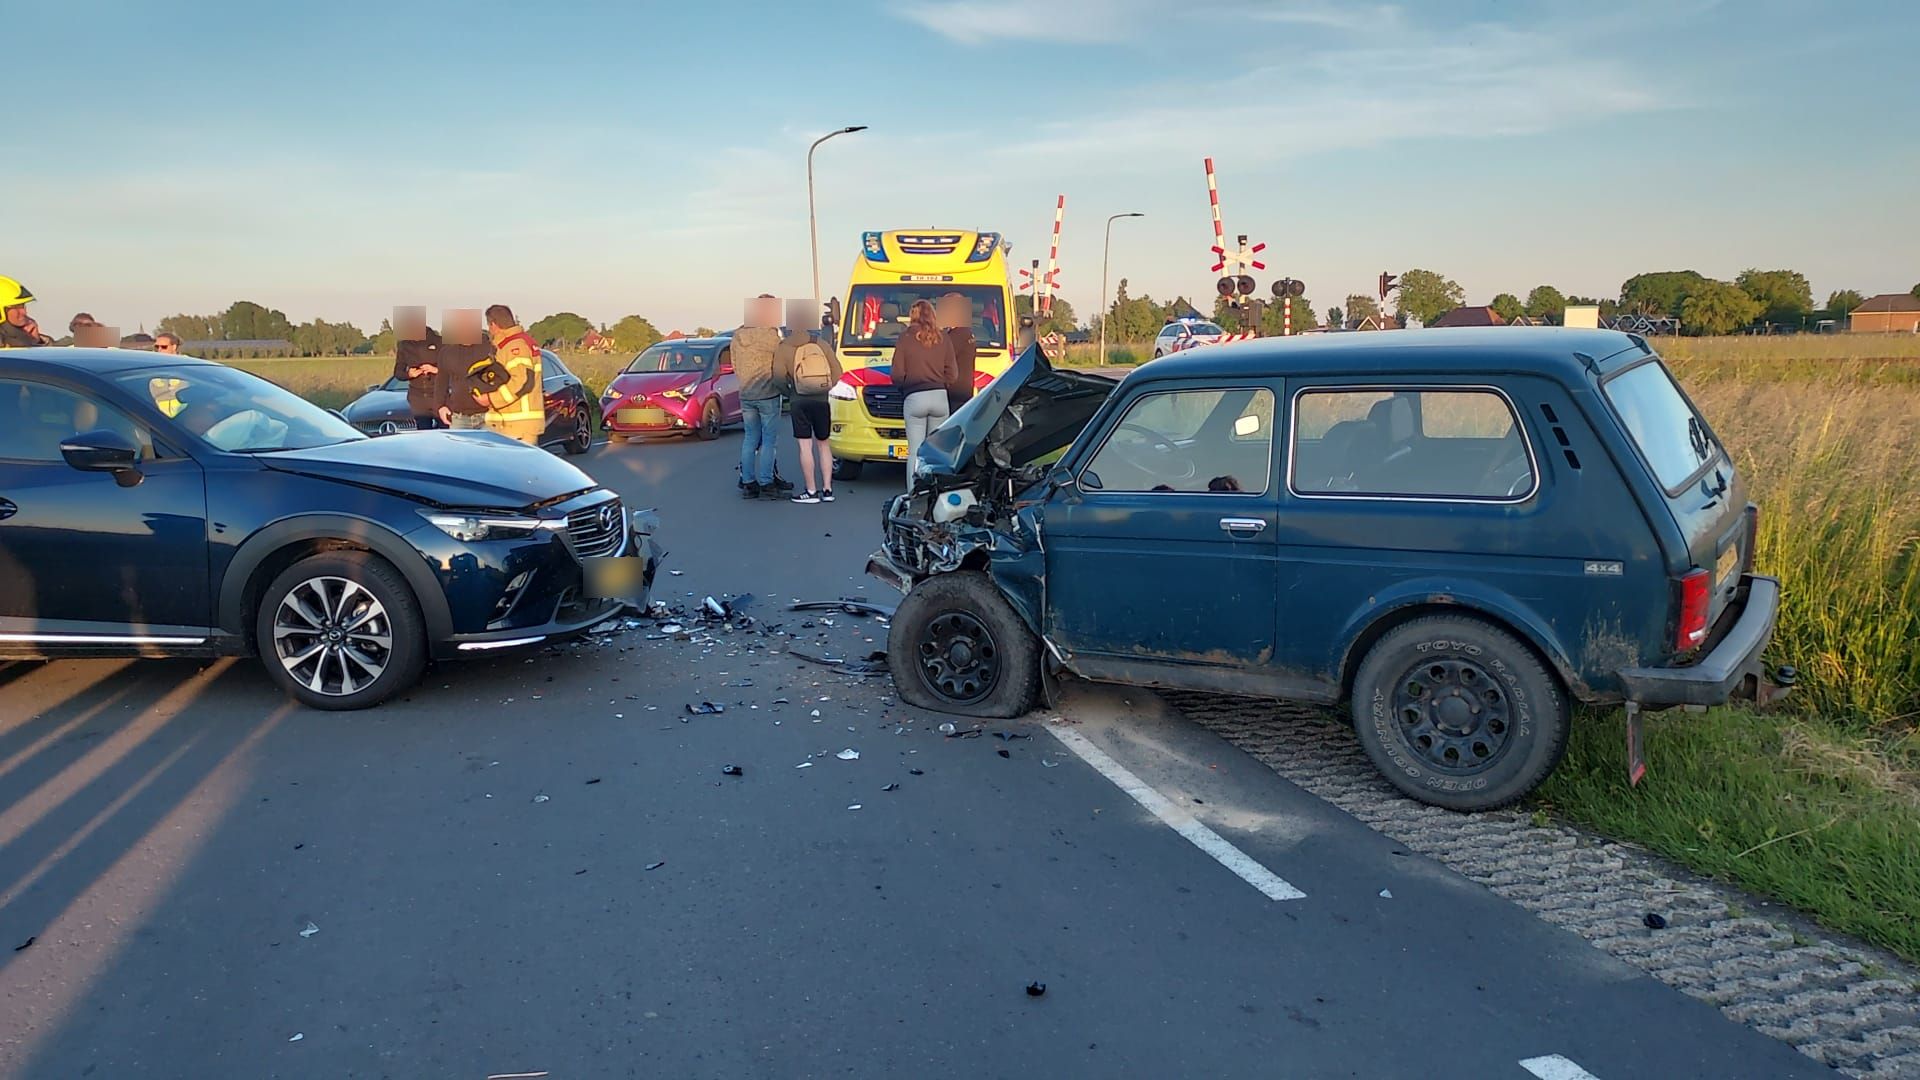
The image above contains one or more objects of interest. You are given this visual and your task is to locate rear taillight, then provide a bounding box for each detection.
[1675,568,1711,652]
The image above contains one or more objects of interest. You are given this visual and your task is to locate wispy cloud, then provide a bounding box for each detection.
[893,0,1402,44]
[890,0,1161,44]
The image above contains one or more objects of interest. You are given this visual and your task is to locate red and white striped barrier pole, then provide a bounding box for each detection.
[1041,195,1065,318]
[1284,296,1292,337]
[1205,158,1226,272]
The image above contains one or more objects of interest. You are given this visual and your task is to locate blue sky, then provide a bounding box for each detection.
[12,0,1917,334]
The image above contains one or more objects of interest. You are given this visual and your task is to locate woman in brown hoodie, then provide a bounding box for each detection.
[890,299,958,490]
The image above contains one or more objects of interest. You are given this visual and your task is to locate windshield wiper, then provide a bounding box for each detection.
[1687,416,1710,461]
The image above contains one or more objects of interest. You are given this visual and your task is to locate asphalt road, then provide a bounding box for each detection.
[0,430,1825,1079]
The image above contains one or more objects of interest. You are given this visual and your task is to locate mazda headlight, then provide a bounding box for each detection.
[828,380,858,401]
[421,510,565,542]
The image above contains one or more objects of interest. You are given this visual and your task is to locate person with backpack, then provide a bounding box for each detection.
[774,299,843,504]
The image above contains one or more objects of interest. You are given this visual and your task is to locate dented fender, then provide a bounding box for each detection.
[1330,578,1598,702]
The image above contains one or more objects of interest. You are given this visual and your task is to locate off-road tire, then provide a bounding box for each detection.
[255,551,427,711]
[1350,615,1568,812]
[888,571,1039,719]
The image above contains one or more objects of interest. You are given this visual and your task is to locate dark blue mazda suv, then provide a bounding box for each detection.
[0,348,660,709]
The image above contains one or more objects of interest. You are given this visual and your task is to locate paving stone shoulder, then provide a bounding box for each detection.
[1164,692,1920,1079]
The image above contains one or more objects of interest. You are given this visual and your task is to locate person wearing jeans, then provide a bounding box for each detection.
[732,295,786,498]
[888,299,959,491]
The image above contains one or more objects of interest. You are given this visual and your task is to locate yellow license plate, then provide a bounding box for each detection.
[617,408,668,426]
[885,443,909,459]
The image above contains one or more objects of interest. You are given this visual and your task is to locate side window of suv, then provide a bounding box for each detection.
[1291,387,1533,501]
[0,379,154,464]
[1082,387,1274,494]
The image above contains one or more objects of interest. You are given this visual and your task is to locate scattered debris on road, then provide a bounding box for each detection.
[1644,912,1668,930]
[1026,981,1047,997]
[1379,889,1393,899]
[882,783,900,792]
[645,861,665,871]
[836,749,860,761]
[721,764,743,776]
[585,777,602,785]
[532,794,550,804]
[847,804,862,811]
[790,598,896,618]
[298,921,319,938]
[13,936,34,952]
[289,1032,304,1042]
[685,701,726,715]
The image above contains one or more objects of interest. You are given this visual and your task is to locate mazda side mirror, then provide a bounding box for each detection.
[61,429,143,486]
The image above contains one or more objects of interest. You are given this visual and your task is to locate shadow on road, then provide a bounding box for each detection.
[0,657,270,978]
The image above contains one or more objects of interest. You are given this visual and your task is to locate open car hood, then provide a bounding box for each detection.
[915,345,1115,478]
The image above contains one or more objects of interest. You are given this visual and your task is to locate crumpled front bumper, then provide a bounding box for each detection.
[1616,574,1781,707]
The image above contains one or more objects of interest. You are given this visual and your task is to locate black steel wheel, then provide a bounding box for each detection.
[1350,615,1567,811]
[697,399,721,440]
[888,571,1038,718]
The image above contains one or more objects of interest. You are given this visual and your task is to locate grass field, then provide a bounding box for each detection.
[244,332,1920,960]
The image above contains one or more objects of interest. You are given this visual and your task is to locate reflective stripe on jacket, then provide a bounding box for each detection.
[485,326,543,422]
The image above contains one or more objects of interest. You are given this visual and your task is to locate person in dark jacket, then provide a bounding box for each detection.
[391,306,444,429]
[434,309,496,431]
[938,292,978,411]
[890,299,958,490]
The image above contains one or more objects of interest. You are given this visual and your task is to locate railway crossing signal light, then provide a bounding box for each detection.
[1236,275,1256,296]
[1217,276,1237,298]
[1379,272,1398,302]
[1272,278,1306,298]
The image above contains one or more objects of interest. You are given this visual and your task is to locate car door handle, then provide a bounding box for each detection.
[0,498,15,521]
[1219,517,1266,534]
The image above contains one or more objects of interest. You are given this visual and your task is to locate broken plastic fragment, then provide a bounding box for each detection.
[532,794,550,804]
[1644,912,1668,930]
[937,722,956,735]
[882,783,900,792]
[685,701,726,715]
[1041,759,1060,768]
[1378,889,1393,899]
[299,921,319,938]
[846,804,862,811]
[795,762,813,769]
[645,861,666,871]
[1026,982,1046,997]
[836,749,860,761]
[992,732,1032,741]
[909,768,924,775]
[997,749,1010,758]
[721,765,743,777]
[289,1032,304,1042]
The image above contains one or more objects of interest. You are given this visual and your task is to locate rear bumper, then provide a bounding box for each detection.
[1616,574,1780,707]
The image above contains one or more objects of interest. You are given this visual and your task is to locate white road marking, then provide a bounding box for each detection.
[1519,1054,1601,1080]
[1045,724,1306,901]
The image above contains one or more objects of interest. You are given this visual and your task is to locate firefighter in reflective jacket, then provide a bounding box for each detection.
[479,303,544,445]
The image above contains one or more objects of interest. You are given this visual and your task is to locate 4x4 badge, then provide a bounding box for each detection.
[1584,561,1624,576]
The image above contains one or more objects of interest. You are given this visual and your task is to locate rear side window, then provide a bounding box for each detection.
[1603,361,1716,490]
[1291,388,1534,500]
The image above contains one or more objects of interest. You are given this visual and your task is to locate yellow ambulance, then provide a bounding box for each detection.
[827,229,1014,480]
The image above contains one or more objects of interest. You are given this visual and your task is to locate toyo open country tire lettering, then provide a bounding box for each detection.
[256,551,427,711]
[887,571,1039,719]
[1350,614,1569,812]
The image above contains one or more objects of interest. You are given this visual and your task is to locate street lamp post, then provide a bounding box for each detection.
[1099,212,1145,366]
[808,125,868,302]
